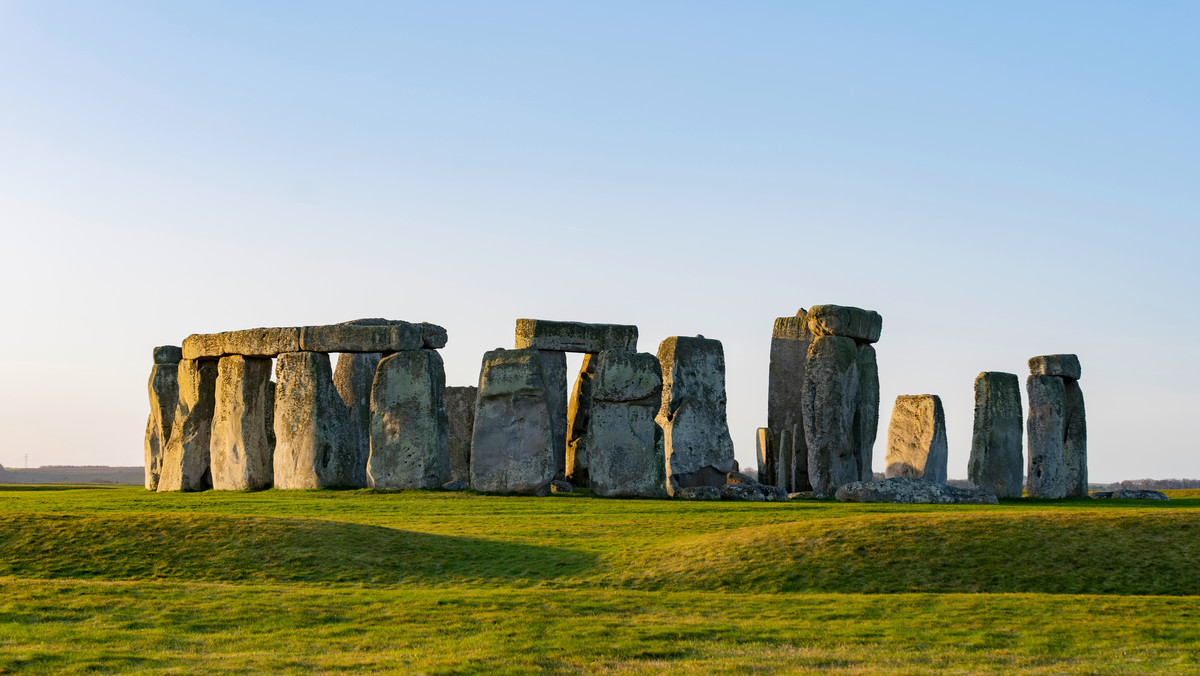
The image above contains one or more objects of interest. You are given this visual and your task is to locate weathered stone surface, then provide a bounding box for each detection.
[789,491,820,500]
[755,427,775,487]
[153,345,183,364]
[802,335,861,496]
[300,323,421,353]
[470,348,555,495]
[514,319,638,353]
[657,336,736,495]
[1026,375,1067,498]
[444,386,478,484]
[368,350,449,490]
[721,483,766,501]
[1064,379,1088,498]
[805,305,883,344]
[416,323,448,349]
[968,372,1024,498]
[768,312,812,488]
[538,351,569,477]
[273,352,356,489]
[855,344,879,483]
[158,359,217,492]
[583,350,667,498]
[1029,354,1082,381]
[334,352,381,488]
[183,328,300,360]
[442,480,469,491]
[550,479,574,494]
[727,471,758,485]
[675,485,721,500]
[1092,489,1168,500]
[885,395,948,484]
[835,477,999,505]
[776,427,793,493]
[757,484,789,502]
[210,356,274,490]
[565,354,597,484]
[144,363,178,490]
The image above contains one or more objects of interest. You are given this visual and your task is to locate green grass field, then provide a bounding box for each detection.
[2,485,1198,674]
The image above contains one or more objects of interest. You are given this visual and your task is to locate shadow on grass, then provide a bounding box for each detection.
[0,513,595,586]
[0,484,128,491]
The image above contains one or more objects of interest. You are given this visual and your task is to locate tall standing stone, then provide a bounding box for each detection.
[158,358,217,492]
[368,350,449,489]
[968,372,1023,498]
[885,394,948,484]
[776,427,793,493]
[755,427,774,486]
[582,350,667,498]
[657,336,736,495]
[1063,378,1088,497]
[768,312,812,489]
[143,348,181,491]
[470,347,556,495]
[1026,374,1067,498]
[802,335,861,495]
[565,354,597,484]
[855,344,879,483]
[334,352,382,488]
[210,355,274,490]
[444,386,478,484]
[538,350,569,477]
[273,351,355,489]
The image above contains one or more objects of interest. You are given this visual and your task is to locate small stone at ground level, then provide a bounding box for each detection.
[442,480,469,491]
[835,477,999,505]
[675,485,721,500]
[1028,354,1082,380]
[550,479,574,494]
[1091,490,1168,500]
[514,319,638,353]
[720,483,766,501]
[789,491,822,500]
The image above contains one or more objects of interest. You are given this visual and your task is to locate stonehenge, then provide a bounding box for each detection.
[444,386,477,484]
[1026,354,1087,498]
[885,394,948,484]
[580,350,667,498]
[968,372,1023,498]
[657,336,737,495]
[143,349,180,491]
[369,350,449,489]
[210,355,274,490]
[157,358,217,492]
[470,347,557,495]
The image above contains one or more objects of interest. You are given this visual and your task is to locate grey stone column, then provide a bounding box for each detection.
[581,350,667,498]
[656,336,736,495]
[968,371,1023,498]
[1026,374,1067,498]
[368,350,449,489]
[802,335,861,496]
[470,347,556,495]
[444,386,478,484]
[273,351,355,489]
[538,350,568,478]
[210,355,274,490]
[768,313,812,488]
[144,346,181,491]
[885,394,948,484]
[158,358,217,492]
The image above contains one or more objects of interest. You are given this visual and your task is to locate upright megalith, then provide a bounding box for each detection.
[755,427,774,488]
[210,355,274,490]
[657,336,736,495]
[273,351,355,489]
[885,394,948,484]
[144,347,181,491]
[854,343,879,483]
[368,350,449,489]
[565,354,597,484]
[158,358,217,492]
[802,335,861,495]
[334,352,382,487]
[581,350,667,498]
[767,312,812,488]
[1026,374,1067,498]
[1063,379,1088,497]
[470,347,556,495]
[538,350,569,477]
[776,427,793,493]
[444,386,478,484]
[968,372,1023,498]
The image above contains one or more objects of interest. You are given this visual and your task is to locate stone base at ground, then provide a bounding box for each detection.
[1091,490,1168,501]
[835,477,999,504]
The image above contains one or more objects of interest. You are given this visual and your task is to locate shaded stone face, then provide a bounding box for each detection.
[210,355,274,490]
[538,351,569,478]
[1063,379,1088,498]
[755,427,774,487]
[272,352,355,489]
[835,477,998,505]
[470,347,555,495]
[514,319,638,353]
[1028,354,1081,381]
[805,305,883,344]
[802,335,861,496]
[153,345,183,365]
[885,394,948,484]
[144,363,178,491]
[768,313,811,490]
[368,350,449,490]
[158,359,217,492]
[656,336,736,495]
[583,350,667,498]
[333,352,382,488]
[1026,375,1067,498]
[565,354,597,484]
[968,371,1023,498]
[444,386,478,484]
[855,344,879,483]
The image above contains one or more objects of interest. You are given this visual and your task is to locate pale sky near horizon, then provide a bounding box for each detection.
[0,2,1196,482]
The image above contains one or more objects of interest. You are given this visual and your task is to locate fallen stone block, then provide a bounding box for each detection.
[1026,375,1067,498]
[720,483,766,501]
[675,485,721,500]
[470,347,556,496]
[657,336,736,495]
[835,477,999,504]
[968,371,1024,498]
[273,351,356,489]
[442,480,469,491]
[158,359,217,492]
[368,350,449,490]
[210,355,275,490]
[444,386,478,484]
[550,479,574,494]
[805,305,883,344]
[514,319,638,353]
[1028,354,1082,381]
[1091,489,1168,500]
[885,394,948,484]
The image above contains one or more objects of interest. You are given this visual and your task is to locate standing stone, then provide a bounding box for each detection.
[885,394,948,484]
[538,350,569,477]
[968,372,1023,498]
[565,354,597,484]
[273,352,355,489]
[1026,375,1067,498]
[158,359,217,492]
[776,427,793,493]
[210,355,274,490]
[582,350,667,498]
[334,352,382,487]
[470,347,555,495]
[855,344,879,483]
[1063,379,1088,498]
[143,361,179,491]
[755,427,774,487]
[768,312,812,489]
[368,350,449,489]
[444,386,478,484]
[802,336,861,495]
[656,336,736,495]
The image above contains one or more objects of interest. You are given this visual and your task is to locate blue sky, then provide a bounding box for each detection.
[0,1,1196,480]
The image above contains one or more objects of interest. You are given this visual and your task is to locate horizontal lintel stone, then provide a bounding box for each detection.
[1028,354,1081,380]
[514,319,638,352]
[181,319,446,359]
[805,305,882,344]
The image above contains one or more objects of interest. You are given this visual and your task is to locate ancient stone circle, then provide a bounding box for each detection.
[144,306,1098,502]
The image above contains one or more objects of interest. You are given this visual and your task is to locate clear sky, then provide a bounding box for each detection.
[0,2,1196,481]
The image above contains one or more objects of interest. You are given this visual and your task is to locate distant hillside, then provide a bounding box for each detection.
[0,465,143,485]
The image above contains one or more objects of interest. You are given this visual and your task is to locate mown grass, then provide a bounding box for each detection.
[2,485,1199,673]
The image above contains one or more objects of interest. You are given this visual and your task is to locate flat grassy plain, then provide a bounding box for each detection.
[2,486,1199,674]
